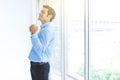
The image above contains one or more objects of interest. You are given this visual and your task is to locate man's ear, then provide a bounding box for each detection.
[48,14,52,20]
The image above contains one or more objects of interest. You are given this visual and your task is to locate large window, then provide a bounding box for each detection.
[37,0,120,80]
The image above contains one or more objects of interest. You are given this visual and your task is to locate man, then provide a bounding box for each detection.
[29,5,56,80]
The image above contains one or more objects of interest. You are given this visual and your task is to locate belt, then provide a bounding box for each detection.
[30,61,48,65]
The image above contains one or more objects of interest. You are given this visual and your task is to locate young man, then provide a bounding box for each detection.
[29,5,56,80]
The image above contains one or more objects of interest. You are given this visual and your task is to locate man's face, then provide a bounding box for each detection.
[38,8,49,23]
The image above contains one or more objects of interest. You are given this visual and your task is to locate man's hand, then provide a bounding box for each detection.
[29,24,38,34]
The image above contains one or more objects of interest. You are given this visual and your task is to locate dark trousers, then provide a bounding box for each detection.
[30,61,50,80]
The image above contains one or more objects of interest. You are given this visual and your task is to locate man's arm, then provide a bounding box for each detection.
[31,34,43,55]
[31,30,52,55]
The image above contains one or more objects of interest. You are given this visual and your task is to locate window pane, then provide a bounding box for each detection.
[65,0,84,80]
[90,0,120,80]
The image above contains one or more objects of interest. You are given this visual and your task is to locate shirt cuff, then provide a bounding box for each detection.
[31,33,38,38]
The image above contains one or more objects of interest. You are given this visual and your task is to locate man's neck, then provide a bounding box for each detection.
[41,20,50,24]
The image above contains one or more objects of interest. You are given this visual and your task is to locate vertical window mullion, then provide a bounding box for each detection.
[61,0,66,80]
[84,0,90,80]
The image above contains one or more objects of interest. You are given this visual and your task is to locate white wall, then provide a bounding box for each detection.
[0,0,33,80]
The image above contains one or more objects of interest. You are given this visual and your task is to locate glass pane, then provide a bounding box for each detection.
[90,0,120,80]
[65,0,84,80]
[38,0,62,80]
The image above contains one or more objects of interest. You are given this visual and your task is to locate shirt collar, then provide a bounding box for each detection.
[40,22,50,28]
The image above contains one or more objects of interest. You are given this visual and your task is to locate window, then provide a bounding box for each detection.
[36,0,120,80]
[89,0,120,80]
[64,0,84,80]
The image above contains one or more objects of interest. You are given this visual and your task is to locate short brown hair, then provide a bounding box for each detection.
[43,5,56,22]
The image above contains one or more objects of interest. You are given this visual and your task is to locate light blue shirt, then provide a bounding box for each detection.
[28,22,55,62]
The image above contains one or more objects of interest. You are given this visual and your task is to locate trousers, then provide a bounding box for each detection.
[30,61,50,80]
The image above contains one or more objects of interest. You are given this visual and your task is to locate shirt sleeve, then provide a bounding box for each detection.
[31,33,43,55]
[31,30,53,55]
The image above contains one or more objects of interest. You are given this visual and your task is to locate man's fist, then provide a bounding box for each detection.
[29,24,38,34]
